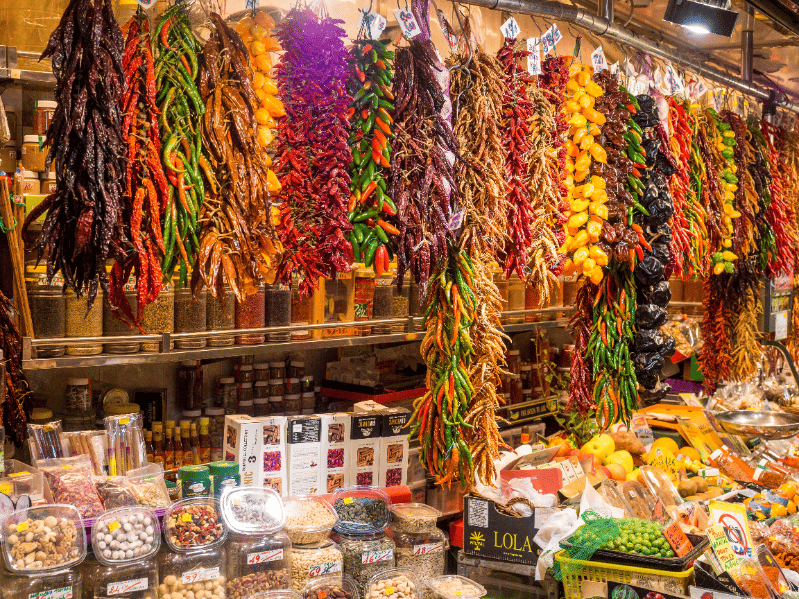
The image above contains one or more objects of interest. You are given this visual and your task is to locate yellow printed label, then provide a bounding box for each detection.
[344,498,353,504]
[182,513,193,522]
[8,472,25,478]
[43,425,54,432]
[120,418,129,425]
[386,587,394,595]
[108,521,120,532]
[0,483,11,495]
[16,522,29,532]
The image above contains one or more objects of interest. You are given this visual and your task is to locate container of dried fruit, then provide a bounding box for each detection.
[291,539,343,591]
[332,486,392,535]
[222,486,292,598]
[364,568,421,599]
[283,495,339,545]
[91,506,160,566]
[81,552,158,599]
[163,497,227,552]
[303,574,360,599]
[2,566,83,599]
[425,575,486,599]
[387,503,441,534]
[2,503,87,574]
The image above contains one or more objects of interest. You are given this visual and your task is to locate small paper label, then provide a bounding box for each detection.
[182,513,193,523]
[663,520,694,556]
[17,522,29,532]
[247,548,284,565]
[527,38,542,75]
[358,9,387,39]
[309,560,342,577]
[500,16,520,39]
[182,567,220,584]
[344,497,354,504]
[394,8,421,38]
[609,61,620,75]
[386,587,394,595]
[414,542,444,555]
[0,483,11,495]
[107,579,148,595]
[108,521,120,532]
[591,45,608,73]
[119,418,129,425]
[28,587,73,599]
[693,78,708,100]
[541,26,556,54]
[362,549,393,564]
[665,63,684,95]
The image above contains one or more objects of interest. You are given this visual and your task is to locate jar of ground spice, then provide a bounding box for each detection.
[102,275,139,354]
[372,276,394,335]
[354,269,375,335]
[266,284,291,342]
[235,285,266,345]
[290,274,311,340]
[174,287,207,349]
[139,283,174,352]
[65,288,103,356]
[26,268,65,358]
[206,287,236,347]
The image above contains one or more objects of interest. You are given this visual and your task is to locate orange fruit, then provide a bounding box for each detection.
[771,504,788,518]
[254,11,276,29]
[239,32,255,44]
[250,40,266,57]
[262,37,282,52]
[255,53,273,72]
[237,16,255,32]
[651,437,680,455]
[606,463,627,482]
[257,126,274,148]
[548,437,572,458]
[250,24,268,41]
[677,447,700,462]
[780,482,797,499]
[789,501,797,515]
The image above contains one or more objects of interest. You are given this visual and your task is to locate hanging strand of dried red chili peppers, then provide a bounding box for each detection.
[273,8,353,298]
[0,290,31,445]
[761,120,798,277]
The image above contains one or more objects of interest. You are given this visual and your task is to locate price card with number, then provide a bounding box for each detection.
[500,16,520,39]
[665,63,684,95]
[247,548,284,565]
[527,38,542,75]
[541,26,556,54]
[414,541,443,555]
[394,8,421,39]
[590,45,608,73]
[358,9,387,39]
[309,561,342,577]
[28,587,73,599]
[361,548,393,564]
[107,579,148,596]
[663,520,693,557]
[182,567,220,585]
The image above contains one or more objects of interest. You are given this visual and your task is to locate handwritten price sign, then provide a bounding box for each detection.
[359,9,387,39]
[107,579,148,596]
[394,9,421,39]
[500,16,520,39]
[665,63,684,95]
[414,542,444,555]
[309,561,342,577]
[182,567,219,585]
[591,45,608,73]
[247,549,284,565]
[361,549,393,564]
[526,38,542,75]
[27,588,73,599]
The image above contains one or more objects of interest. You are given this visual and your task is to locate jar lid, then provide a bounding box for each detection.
[40,171,56,180]
[238,365,254,371]
[22,170,38,179]
[269,361,285,368]
[105,403,140,416]
[508,350,520,356]
[220,486,285,535]
[36,100,57,109]
[208,461,239,478]
[254,362,270,369]
[67,377,90,386]
[220,377,236,384]
[301,392,315,398]
[239,401,254,409]
[287,377,300,383]
[332,486,392,534]
[183,410,202,418]
[178,465,210,483]
[91,507,160,566]
[163,498,226,552]
[31,407,53,420]
[23,135,45,144]
[205,407,225,416]
[254,397,270,404]
[180,360,197,367]
[269,378,284,384]
[290,361,305,367]
[238,383,253,389]
[284,394,301,400]
[269,396,283,402]
[389,503,441,533]
[255,381,270,387]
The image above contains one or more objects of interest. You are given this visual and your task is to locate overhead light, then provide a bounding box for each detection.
[663,0,739,37]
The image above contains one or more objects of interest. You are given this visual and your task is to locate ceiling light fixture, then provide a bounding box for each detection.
[663,0,739,37]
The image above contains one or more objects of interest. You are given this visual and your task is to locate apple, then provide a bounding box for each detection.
[604,450,634,474]
[581,434,615,463]
[606,463,627,482]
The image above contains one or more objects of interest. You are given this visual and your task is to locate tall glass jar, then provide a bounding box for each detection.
[65,288,103,355]
[206,287,236,347]
[81,554,158,599]
[338,532,395,596]
[226,532,292,597]
[2,567,83,599]
[507,274,525,324]
[290,274,311,340]
[102,277,140,354]
[354,269,375,335]
[26,269,65,358]
[157,546,227,598]
[290,540,343,591]
[266,283,291,342]
[372,276,395,335]
[177,361,204,411]
[235,285,266,345]
[219,377,238,415]
[392,528,448,598]
[392,284,410,331]
[206,407,225,462]
[139,282,174,352]
[175,287,207,349]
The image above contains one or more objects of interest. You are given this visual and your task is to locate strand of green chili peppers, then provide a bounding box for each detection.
[346,36,398,275]
[153,4,204,288]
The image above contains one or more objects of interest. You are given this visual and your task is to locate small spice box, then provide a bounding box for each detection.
[224,415,264,488]
[256,415,288,494]
[348,412,382,488]
[378,407,411,488]
[286,416,322,496]
[320,413,352,494]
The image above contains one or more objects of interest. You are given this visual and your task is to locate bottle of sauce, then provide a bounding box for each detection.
[181,426,192,466]
[190,423,200,465]
[164,427,175,470]
[145,430,154,463]
[199,419,211,464]
[153,428,165,470]
[710,447,755,483]
[173,427,183,469]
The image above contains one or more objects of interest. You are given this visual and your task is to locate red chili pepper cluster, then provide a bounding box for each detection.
[111,10,168,329]
[0,290,31,445]
[273,8,354,298]
[761,120,797,276]
[567,282,596,415]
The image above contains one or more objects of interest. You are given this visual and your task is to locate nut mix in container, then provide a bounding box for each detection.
[249,591,304,599]
[165,498,226,551]
[91,507,160,565]
[425,576,486,599]
[284,496,339,545]
[365,569,420,599]
[339,532,395,596]
[387,504,441,534]
[291,539,343,591]
[81,554,158,599]
[332,486,392,535]
[392,528,448,591]
[302,575,360,599]
[158,545,227,599]
[2,504,86,573]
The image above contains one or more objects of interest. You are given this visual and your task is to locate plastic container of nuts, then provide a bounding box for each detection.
[425,576,486,599]
[291,539,343,591]
[392,528,448,593]
[388,503,441,534]
[158,544,227,599]
[91,507,160,566]
[250,591,303,599]
[164,497,226,552]
[81,553,158,599]
[2,566,84,599]
[303,574,360,599]
[332,486,392,535]
[283,495,339,545]
[220,486,286,534]
[365,568,420,599]
[339,531,395,596]
[2,503,87,574]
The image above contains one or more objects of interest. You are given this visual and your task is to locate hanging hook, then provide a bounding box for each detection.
[531,15,544,39]
[449,2,474,119]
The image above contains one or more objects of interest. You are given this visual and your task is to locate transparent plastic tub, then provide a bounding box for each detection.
[392,528,448,586]
[303,574,360,599]
[158,544,227,598]
[2,503,86,574]
[332,486,392,534]
[638,466,683,507]
[91,506,160,566]
[596,480,627,513]
[618,480,656,520]
[126,465,171,509]
[221,486,286,535]
[2,566,83,598]
[251,591,303,599]
[226,530,292,598]
[426,575,487,599]
[164,497,226,551]
[284,496,339,545]
[365,568,421,599]
[339,531,395,595]
[291,539,343,591]
[388,503,441,534]
[81,553,158,598]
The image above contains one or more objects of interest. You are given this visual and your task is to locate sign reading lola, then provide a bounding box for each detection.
[463,496,542,565]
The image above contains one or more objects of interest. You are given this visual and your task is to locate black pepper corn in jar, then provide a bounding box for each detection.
[26,268,65,358]
[372,275,395,335]
[174,287,207,349]
[65,288,103,356]
[266,284,291,342]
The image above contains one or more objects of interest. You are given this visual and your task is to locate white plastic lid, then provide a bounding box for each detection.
[426,576,487,599]
[220,486,285,535]
[254,397,270,404]
[67,378,90,386]
[23,135,44,144]
[269,396,283,401]
[36,100,57,109]
[40,171,56,180]
[254,362,270,369]
[284,394,301,400]
[206,407,225,416]
[239,400,254,406]
[290,361,305,367]
[22,170,38,179]
[710,449,723,460]
[183,410,202,418]
[269,379,284,385]
[255,381,270,387]
[238,365,254,371]
[220,377,236,384]
[91,506,160,566]
[269,361,285,368]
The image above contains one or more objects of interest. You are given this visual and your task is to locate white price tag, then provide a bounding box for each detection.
[394,8,421,38]
[609,61,620,76]
[541,26,555,54]
[436,9,458,50]
[591,45,608,73]
[527,38,542,75]
[362,549,393,564]
[309,561,342,577]
[500,16,520,39]
[359,10,387,39]
[653,66,663,89]
[775,311,789,340]
[665,63,684,95]
[107,579,148,596]
[247,548,284,565]
[414,542,444,555]
[28,589,73,599]
[182,567,220,585]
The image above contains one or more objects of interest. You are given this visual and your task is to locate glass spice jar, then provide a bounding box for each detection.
[254,396,270,416]
[174,287,207,349]
[285,378,301,395]
[254,362,271,381]
[268,379,285,397]
[520,364,533,391]
[139,283,174,352]
[524,284,543,323]
[268,396,285,416]
[40,171,57,195]
[33,100,57,135]
[21,134,47,172]
[507,274,525,324]
[235,285,266,345]
[65,378,92,412]
[354,269,375,335]
[206,407,225,462]
[287,361,305,379]
[220,377,238,415]
[238,399,255,417]
[238,382,254,404]
[392,528,448,597]
[177,361,204,412]
[372,276,395,335]
[65,288,103,356]
[283,394,301,415]
[339,532,395,597]
[235,364,254,383]
[225,531,291,598]
[266,284,291,342]
[206,287,236,347]
[393,284,410,332]
[270,361,286,380]
[290,274,311,340]
[26,268,65,358]
[102,275,139,354]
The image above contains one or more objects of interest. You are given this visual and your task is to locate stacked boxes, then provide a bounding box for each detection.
[223,415,263,487]
[320,413,351,493]
[286,415,322,495]
[261,416,288,495]
[348,412,382,487]
[378,407,411,488]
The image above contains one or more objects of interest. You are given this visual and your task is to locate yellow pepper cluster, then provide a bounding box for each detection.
[235,12,283,193]
[560,63,609,285]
